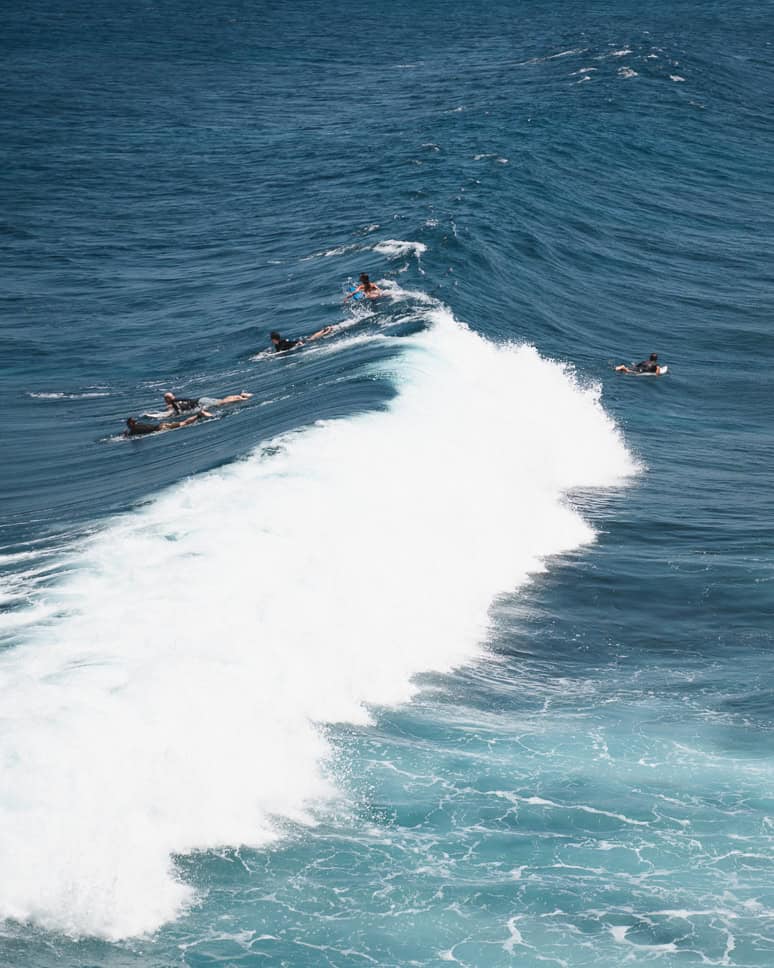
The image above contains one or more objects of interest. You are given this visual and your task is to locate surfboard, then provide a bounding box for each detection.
[348,286,364,301]
[632,365,668,376]
[618,365,668,376]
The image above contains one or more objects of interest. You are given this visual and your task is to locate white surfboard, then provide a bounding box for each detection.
[618,365,668,376]
[632,365,668,376]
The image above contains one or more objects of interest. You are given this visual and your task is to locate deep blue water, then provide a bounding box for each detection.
[2,1,774,965]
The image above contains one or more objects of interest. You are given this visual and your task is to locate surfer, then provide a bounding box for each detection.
[345,273,383,301]
[615,353,664,375]
[269,326,334,352]
[162,390,252,414]
[124,411,211,437]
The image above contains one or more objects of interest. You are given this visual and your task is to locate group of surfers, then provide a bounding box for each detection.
[268,275,385,352]
[124,274,663,436]
[124,275,384,437]
[124,391,254,437]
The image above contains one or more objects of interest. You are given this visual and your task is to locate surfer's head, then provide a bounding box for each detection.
[164,392,175,403]
[270,331,281,343]
[359,274,370,285]
[649,353,658,361]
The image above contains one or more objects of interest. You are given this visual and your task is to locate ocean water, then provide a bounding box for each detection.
[1,0,773,965]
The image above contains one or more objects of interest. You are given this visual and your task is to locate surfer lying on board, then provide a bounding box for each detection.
[124,411,211,437]
[616,353,664,375]
[270,326,335,352]
[162,390,252,414]
[345,273,383,301]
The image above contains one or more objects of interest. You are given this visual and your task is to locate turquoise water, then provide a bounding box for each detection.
[1,1,773,965]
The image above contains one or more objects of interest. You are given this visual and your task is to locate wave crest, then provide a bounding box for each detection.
[0,308,635,939]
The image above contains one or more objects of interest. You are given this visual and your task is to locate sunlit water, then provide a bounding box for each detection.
[1,1,773,965]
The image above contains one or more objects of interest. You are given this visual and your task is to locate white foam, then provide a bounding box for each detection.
[518,48,587,65]
[373,239,428,259]
[303,242,360,260]
[670,74,686,82]
[501,793,649,826]
[377,280,434,304]
[548,48,585,59]
[473,154,509,164]
[28,391,110,400]
[609,925,678,954]
[0,310,635,940]
[618,67,638,78]
[502,917,532,954]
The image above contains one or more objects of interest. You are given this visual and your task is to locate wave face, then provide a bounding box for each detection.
[0,309,633,939]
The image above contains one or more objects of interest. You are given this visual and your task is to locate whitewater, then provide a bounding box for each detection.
[0,306,634,940]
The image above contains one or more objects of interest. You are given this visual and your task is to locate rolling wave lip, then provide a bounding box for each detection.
[0,305,635,941]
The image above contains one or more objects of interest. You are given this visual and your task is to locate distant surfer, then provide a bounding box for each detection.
[616,353,665,375]
[345,273,383,302]
[124,411,211,437]
[162,390,252,414]
[269,326,334,352]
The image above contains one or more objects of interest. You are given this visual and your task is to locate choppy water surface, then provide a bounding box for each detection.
[1,1,773,965]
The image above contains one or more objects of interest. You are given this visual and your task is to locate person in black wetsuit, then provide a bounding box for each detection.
[270,332,301,352]
[269,325,335,353]
[616,353,662,374]
[162,390,252,414]
[124,411,210,437]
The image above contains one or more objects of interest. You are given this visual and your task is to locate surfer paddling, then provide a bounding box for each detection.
[345,273,383,301]
[162,390,252,415]
[124,411,211,437]
[269,325,335,352]
[616,353,665,375]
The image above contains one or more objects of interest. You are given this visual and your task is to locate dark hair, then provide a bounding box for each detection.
[270,331,281,341]
[359,273,369,283]
[126,417,135,427]
[649,353,658,361]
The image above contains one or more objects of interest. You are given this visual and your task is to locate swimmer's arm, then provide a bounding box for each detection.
[344,284,364,302]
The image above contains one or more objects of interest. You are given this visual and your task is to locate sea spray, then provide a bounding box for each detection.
[0,307,635,939]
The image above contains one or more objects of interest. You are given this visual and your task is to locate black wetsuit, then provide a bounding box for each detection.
[634,360,659,373]
[170,397,199,414]
[273,337,301,352]
[126,420,160,436]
